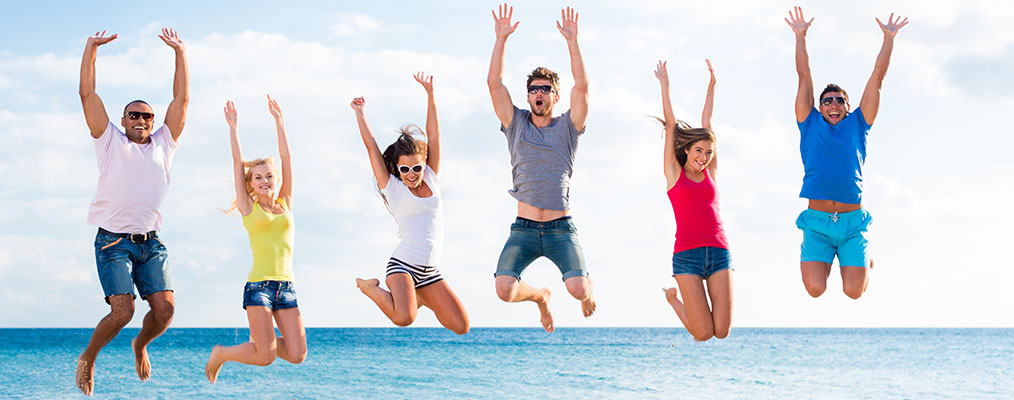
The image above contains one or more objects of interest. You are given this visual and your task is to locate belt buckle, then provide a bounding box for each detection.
[129,233,147,244]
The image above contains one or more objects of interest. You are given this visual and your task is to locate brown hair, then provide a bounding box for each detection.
[654,118,716,167]
[819,83,849,104]
[526,67,560,94]
[381,125,428,180]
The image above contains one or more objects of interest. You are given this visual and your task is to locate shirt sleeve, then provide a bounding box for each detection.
[92,122,118,168]
[500,106,526,139]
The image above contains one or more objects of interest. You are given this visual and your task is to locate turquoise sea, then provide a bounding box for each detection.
[1,328,1011,399]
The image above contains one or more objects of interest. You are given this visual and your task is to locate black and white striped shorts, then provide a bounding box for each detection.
[386,257,444,289]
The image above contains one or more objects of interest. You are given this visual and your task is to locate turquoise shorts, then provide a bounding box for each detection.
[796,208,871,267]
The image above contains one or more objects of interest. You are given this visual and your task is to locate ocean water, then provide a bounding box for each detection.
[1,328,1011,399]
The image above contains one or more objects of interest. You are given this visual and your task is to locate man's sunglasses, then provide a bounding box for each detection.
[820,96,846,106]
[398,163,425,174]
[527,85,555,95]
[125,111,155,121]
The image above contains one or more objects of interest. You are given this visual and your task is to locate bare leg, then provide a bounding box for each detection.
[416,281,469,335]
[77,294,135,396]
[356,274,418,326]
[840,265,870,299]
[495,275,553,333]
[564,276,596,317]
[205,306,277,383]
[131,290,173,382]
[663,287,692,331]
[673,275,715,341]
[801,261,832,298]
[705,269,733,339]
[273,307,307,364]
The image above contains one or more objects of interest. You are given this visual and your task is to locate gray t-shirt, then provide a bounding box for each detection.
[500,106,584,211]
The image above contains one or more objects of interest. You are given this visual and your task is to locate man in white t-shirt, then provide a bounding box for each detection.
[75,29,189,397]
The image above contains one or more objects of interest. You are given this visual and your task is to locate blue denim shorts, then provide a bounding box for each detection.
[243,280,298,310]
[94,229,172,304]
[672,246,732,278]
[796,208,872,267]
[495,217,588,281]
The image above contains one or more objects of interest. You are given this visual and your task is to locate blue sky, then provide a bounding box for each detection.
[1,0,1011,328]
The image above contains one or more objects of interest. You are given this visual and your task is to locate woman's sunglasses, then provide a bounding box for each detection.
[398,163,425,174]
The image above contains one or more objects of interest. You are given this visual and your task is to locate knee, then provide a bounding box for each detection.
[391,314,416,327]
[289,348,307,364]
[495,281,518,302]
[691,329,715,342]
[153,303,175,325]
[713,327,730,339]
[804,281,826,298]
[451,321,470,336]
[843,285,865,300]
[109,308,134,327]
[566,285,588,301]
[253,351,276,366]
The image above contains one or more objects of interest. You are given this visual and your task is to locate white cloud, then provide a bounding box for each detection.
[329,13,384,37]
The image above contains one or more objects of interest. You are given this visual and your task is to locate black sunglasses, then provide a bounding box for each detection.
[398,163,425,174]
[126,111,155,121]
[527,85,555,95]
[820,96,846,106]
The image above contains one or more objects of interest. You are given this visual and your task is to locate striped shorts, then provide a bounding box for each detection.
[386,257,444,289]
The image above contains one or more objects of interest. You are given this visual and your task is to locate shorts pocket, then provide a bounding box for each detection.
[98,237,123,251]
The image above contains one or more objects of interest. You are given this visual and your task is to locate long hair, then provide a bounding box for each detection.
[377,125,428,209]
[654,117,717,168]
[223,157,278,214]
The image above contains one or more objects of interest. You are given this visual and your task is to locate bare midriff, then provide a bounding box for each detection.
[808,199,862,213]
[517,201,569,222]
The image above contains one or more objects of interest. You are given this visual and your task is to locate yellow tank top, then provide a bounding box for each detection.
[243,198,294,283]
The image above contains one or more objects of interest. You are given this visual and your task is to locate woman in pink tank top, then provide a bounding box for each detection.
[655,60,733,341]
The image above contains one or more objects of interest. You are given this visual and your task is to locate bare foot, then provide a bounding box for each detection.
[356,278,380,294]
[205,345,225,384]
[535,288,554,333]
[76,357,94,396]
[664,287,687,315]
[581,294,597,317]
[131,337,151,381]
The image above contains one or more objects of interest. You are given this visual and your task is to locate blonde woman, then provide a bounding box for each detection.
[205,96,307,383]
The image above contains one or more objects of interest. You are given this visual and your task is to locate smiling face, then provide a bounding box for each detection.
[120,101,155,144]
[527,78,559,117]
[683,139,715,172]
[819,91,850,126]
[249,163,279,199]
[397,153,426,189]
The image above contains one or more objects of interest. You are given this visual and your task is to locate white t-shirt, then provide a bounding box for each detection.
[380,164,444,266]
[88,122,178,233]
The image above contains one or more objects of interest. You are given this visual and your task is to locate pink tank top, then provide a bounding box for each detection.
[667,168,729,253]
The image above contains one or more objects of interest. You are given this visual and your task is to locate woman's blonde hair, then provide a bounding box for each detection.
[223,157,278,214]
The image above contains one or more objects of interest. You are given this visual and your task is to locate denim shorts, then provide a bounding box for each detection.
[796,208,872,267]
[672,246,732,278]
[243,280,298,310]
[94,229,172,304]
[495,216,588,281]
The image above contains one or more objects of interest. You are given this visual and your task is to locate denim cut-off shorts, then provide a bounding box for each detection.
[94,229,172,304]
[495,216,589,281]
[672,246,732,278]
[796,208,872,267]
[243,280,298,310]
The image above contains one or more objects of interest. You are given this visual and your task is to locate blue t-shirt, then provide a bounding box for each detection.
[798,107,870,204]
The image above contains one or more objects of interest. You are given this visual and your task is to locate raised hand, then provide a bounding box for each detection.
[785,7,813,36]
[267,95,283,119]
[86,30,117,47]
[876,13,909,38]
[350,97,366,112]
[706,59,716,85]
[224,101,238,127]
[556,7,579,41]
[654,60,669,84]
[414,72,434,93]
[492,3,519,40]
[158,28,185,52]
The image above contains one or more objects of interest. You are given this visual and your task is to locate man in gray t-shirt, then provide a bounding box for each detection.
[487,4,595,333]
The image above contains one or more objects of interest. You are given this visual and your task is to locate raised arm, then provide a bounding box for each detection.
[488,3,519,128]
[414,72,441,175]
[351,97,391,189]
[655,61,679,189]
[159,28,189,143]
[79,31,117,138]
[557,7,588,131]
[225,101,253,216]
[702,60,719,179]
[701,59,716,130]
[786,7,815,123]
[267,95,293,207]
[860,13,908,126]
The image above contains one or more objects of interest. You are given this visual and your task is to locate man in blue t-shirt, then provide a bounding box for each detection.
[786,7,908,299]
[486,4,595,332]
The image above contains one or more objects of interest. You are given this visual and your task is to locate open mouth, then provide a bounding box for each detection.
[535,99,544,107]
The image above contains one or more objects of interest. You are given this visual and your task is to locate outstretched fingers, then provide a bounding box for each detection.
[556,6,579,39]
[493,3,520,38]
[414,71,434,91]
[654,60,668,82]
